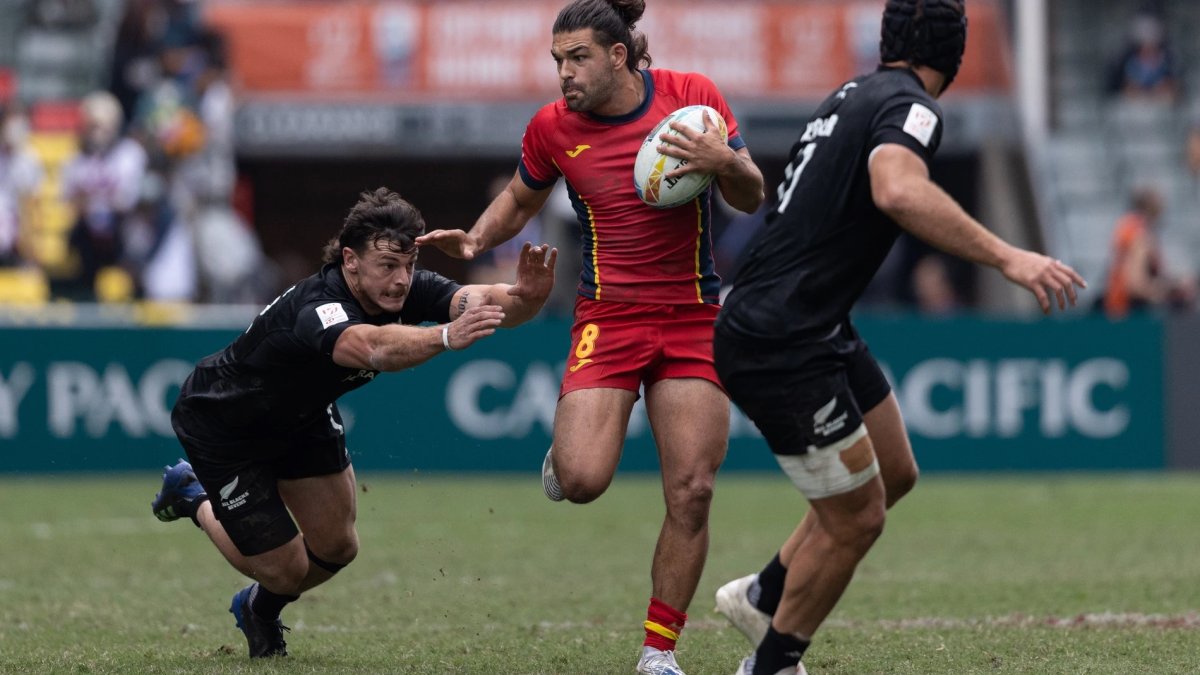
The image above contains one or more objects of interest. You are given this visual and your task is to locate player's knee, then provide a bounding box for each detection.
[556,461,615,502]
[664,475,715,529]
[308,532,359,570]
[560,473,609,503]
[252,553,309,595]
[831,501,886,553]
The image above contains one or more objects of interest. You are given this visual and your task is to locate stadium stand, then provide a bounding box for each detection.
[1047,0,1200,306]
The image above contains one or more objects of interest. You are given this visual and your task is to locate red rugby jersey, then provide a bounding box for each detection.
[519,69,746,305]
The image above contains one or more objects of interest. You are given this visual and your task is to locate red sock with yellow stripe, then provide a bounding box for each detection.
[643,597,687,652]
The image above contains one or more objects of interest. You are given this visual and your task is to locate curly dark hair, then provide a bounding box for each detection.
[321,187,425,264]
[553,0,651,71]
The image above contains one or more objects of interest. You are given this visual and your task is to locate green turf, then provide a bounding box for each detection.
[0,472,1197,674]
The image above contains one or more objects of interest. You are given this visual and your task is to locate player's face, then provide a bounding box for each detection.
[344,244,417,315]
[552,29,619,112]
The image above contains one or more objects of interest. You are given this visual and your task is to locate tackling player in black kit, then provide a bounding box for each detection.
[711,2,1086,674]
[150,187,557,658]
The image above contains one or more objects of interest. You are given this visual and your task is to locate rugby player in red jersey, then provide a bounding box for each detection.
[417,1,763,673]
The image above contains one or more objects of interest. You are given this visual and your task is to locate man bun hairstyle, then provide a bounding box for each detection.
[553,0,651,71]
[880,0,968,91]
[323,187,425,264]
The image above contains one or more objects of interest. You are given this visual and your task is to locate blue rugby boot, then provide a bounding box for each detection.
[151,459,208,526]
[230,583,290,658]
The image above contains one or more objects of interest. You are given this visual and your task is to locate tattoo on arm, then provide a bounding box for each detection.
[456,291,469,317]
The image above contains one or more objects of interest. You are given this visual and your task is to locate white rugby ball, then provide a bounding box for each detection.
[634,105,728,208]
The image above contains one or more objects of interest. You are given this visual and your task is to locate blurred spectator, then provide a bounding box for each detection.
[109,0,167,124]
[122,171,195,300]
[131,32,207,167]
[0,105,44,266]
[192,204,274,304]
[60,91,148,299]
[1106,9,1180,103]
[911,253,962,315]
[175,30,235,208]
[108,0,203,122]
[1103,186,1196,318]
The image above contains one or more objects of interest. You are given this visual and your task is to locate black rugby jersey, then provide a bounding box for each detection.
[718,66,943,342]
[174,262,458,439]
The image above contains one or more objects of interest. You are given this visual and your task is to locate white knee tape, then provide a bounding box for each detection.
[775,424,879,499]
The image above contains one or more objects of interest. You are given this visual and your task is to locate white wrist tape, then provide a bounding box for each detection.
[441,324,455,351]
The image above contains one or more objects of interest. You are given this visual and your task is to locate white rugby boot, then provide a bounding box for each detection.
[541,449,564,501]
[715,574,773,645]
[636,646,686,675]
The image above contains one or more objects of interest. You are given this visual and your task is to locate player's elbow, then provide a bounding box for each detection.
[871,178,912,218]
[726,186,765,215]
[744,187,766,214]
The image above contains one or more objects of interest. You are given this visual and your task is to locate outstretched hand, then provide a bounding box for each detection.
[507,242,558,303]
[415,229,483,260]
[659,111,736,180]
[1001,250,1088,314]
[444,305,506,350]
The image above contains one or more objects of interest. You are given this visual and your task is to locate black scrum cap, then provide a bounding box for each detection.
[880,0,968,92]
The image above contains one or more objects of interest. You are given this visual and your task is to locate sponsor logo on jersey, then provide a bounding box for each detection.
[316,302,349,329]
[219,476,250,511]
[902,103,938,147]
[568,358,593,372]
[813,396,849,437]
[565,144,592,158]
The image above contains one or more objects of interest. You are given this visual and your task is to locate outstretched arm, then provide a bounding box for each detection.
[869,143,1087,313]
[415,172,555,260]
[331,303,506,372]
[450,242,558,327]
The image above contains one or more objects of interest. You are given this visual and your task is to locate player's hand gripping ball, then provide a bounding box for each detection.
[633,105,728,208]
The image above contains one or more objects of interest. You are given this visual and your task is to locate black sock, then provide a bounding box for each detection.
[751,625,810,675]
[250,584,299,620]
[753,552,788,615]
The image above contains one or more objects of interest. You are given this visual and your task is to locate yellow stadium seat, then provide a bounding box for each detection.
[95,265,135,303]
[0,267,50,305]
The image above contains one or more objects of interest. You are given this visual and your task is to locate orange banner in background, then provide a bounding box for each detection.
[206,0,1010,100]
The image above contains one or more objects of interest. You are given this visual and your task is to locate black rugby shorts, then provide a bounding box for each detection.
[714,321,891,456]
[171,402,351,556]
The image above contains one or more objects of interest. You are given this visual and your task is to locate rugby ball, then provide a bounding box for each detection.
[634,105,728,208]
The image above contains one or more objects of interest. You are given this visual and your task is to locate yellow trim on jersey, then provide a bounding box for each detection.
[692,197,704,303]
[551,158,600,299]
[643,620,679,641]
[587,200,601,299]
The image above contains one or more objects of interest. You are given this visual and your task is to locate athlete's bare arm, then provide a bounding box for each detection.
[451,242,558,327]
[415,173,555,260]
[869,142,1086,313]
[331,243,555,371]
[331,304,505,372]
[659,115,764,213]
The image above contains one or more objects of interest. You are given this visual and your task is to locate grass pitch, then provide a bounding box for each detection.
[0,471,1198,674]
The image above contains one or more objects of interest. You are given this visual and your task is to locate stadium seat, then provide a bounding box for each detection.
[95,266,135,303]
[0,267,50,305]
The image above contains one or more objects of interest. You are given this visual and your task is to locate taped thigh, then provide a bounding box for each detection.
[775,424,880,500]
